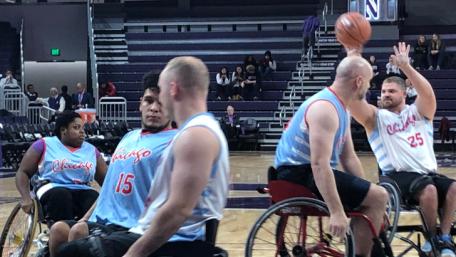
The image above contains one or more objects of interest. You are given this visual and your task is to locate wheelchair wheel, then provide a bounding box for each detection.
[379,182,400,244]
[0,199,39,257]
[245,197,355,257]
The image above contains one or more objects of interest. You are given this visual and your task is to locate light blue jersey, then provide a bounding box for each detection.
[36,137,97,199]
[275,87,349,168]
[130,113,230,242]
[89,129,176,228]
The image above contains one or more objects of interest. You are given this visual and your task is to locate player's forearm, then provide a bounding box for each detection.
[400,64,434,98]
[125,204,188,256]
[15,170,32,201]
[311,163,345,215]
[80,201,97,221]
[340,155,365,179]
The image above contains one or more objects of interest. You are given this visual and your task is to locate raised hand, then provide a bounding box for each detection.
[390,42,411,69]
[344,46,363,57]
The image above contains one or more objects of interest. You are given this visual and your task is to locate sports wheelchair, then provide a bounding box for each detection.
[379,174,456,257]
[245,167,394,257]
[0,197,47,257]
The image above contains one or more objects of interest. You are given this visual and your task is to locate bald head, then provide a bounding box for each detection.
[335,56,373,82]
[161,56,210,96]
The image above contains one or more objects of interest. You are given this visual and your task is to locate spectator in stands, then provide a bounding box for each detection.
[99,81,117,98]
[215,66,231,100]
[386,56,401,77]
[302,13,320,59]
[428,33,445,70]
[243,55,258,70]
[15,111,107,227]
[72,83,93,109]
[25,84,39,101]
[38,87,65,113]
[368,55,380,89]
[243,64,258,100]
[405,78,418,104]
[0,69,19,88]
[439,116,452,144]
[220,105,240,149]
[60,85,73,111]
[231,66,245,101]
[414,35,428,70]
[259,50,277,81]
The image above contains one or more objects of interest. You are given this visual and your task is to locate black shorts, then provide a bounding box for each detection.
[276,164,371,210]
[64,220,128,236]
[387,172,456,207]
[39,187,98,225]
[56,231,220,257]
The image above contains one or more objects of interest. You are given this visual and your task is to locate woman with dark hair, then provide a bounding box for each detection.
[215,66,230,100]
[428,33,445,70]
[259,50,277,80]
[231,65,245,100]
[15,111,107,227]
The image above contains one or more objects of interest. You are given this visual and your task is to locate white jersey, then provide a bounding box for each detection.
[368,104,437,174]
[129,113,230,242]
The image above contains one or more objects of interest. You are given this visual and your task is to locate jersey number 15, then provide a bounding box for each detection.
[115,172,135,195]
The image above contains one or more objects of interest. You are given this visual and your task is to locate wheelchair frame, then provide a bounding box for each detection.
[245,179,393,257]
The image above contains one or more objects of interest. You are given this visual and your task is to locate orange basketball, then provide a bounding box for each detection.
[335,12,372,49]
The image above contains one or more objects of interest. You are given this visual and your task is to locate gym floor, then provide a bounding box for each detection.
[1,152,456,257]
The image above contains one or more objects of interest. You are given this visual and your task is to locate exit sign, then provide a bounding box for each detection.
[50,48,60,56]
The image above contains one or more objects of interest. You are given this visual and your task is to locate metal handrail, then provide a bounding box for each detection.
[323,2,328,33]
[20,19,24,92]
[279,105,285,127]
[87,0,99,112]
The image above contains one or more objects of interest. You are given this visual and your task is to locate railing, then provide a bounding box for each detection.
[3,88,27,117]
[98,97,127,123]
[20,18,25,92]
[322,2,328,33]
[279,105,285,127]
[87,0,99,113]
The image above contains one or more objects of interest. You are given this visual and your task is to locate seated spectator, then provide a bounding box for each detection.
[231,65,244,100]
[259,50,277,81]
[0,69,19,88]
[414,35,428,70]
[428,33,445,70]
[243,64,257,100]
[60,85,73,111]
[215,67,230,100]
[368,55,380,89]
[243,55,258,70]
[220,105,240,149]
[439,116,452,144]
[72,83,94,109]
[37,87,65,113]
[405,78,417,104]
[25,84,39,101]
[99,81,117,97]
[386,56,401,77]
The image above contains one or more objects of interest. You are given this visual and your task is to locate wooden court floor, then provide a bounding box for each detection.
[1,152,456,257]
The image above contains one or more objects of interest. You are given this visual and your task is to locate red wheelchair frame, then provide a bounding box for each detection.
[246,179,393,257]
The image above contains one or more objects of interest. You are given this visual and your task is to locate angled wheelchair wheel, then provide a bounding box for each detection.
[0,199,38,257]
[245,197,355,257]
[379,182,401,244]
